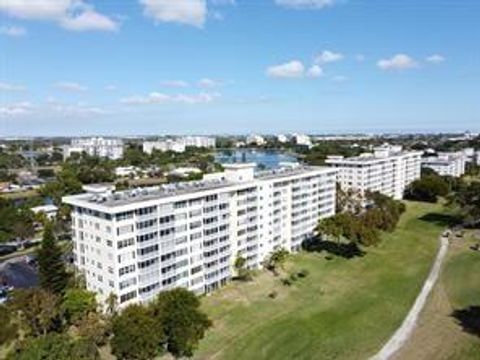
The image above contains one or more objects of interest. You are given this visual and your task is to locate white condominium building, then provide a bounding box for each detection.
[143,140,186,154]
[63,164,336,307]
[325,145,422,200]
[246,134,266,146]
[292,133,312,147]
[422,152,466,177]
[143,136,216,154]
[64,137,124,160]
[183,136,216,148]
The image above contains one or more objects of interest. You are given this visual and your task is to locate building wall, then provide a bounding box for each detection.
[326,150,422,200]
[65,168,336,307]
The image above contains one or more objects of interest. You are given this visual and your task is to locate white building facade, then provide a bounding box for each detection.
[64,137,124,160]
[325,145,422,200]
[422,152,466,177]
[246,134,266,146]
[143,136,215,154]
[63,164,336,307]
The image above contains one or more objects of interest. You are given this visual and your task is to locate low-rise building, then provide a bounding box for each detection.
[325,145,422,200]
[63,164,336,307]
[115,166,139,177]
[31,204,58,220]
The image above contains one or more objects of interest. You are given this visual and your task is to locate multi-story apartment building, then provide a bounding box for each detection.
[325,145,422,200]
[292,133,312,148]
[422,152,466,177]
[183,136,216,148]
[64,137,124,160]
[246,134,266,146]
[143,136,215,154]
[63,163,336,307]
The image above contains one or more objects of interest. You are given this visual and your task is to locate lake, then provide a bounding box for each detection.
[215,149,297,169]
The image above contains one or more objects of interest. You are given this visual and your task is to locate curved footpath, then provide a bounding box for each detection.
[370,235,449,360]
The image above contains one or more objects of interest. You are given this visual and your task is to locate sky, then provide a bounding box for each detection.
[0,0,479,136]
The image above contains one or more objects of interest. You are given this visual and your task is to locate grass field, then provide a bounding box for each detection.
[394,229,480,360]
[195,201,449,360]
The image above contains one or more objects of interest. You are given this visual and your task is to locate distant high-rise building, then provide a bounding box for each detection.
[422,152,467,177]
[143,136,215,154]
[277,134,288,143]
[246,134,266,146]
[325,145,422,200]
[64,137,124,160]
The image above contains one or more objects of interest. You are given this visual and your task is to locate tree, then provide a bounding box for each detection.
[234,254,251,281]
[153,288,212,358]
[37,222,69,295]
[449,181,480,226]
[105,292,118,317]
[0,305,18,346]
[76,312,109,347]
[7,333,72,360]
[111,304,163,360]
[6,333,97,360]
[404,175,449,203]
[62,288,97,325]
[265,248,289,274]
[8,288,60,337]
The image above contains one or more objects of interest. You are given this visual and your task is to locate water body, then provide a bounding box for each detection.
[215,149,297,169]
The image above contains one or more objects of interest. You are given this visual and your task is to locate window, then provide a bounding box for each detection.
[118,238,135,249]
[120,290,137,303]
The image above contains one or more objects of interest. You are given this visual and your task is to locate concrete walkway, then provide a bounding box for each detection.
[370,235,449,360]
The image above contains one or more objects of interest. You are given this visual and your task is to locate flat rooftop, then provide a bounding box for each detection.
[63,165,335,209]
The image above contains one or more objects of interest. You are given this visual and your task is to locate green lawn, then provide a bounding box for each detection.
[441,233,480,358]
[195,201,448,360]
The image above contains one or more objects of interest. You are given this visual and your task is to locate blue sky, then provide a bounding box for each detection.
[1,0,479,136]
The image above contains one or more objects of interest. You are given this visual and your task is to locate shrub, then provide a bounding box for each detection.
[297,269,309,278]
[268,291,278,299]
[281,278,292,286]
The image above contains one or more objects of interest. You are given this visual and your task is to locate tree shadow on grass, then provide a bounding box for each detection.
[451,306,480,338]
[419,212,460,227]
[302,239,365,259]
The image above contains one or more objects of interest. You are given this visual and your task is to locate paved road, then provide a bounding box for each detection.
[370,235,449,360]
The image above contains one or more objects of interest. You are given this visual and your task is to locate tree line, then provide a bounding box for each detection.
[316,191,406,248]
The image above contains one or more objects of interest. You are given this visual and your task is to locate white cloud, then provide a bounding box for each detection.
[307,65,323,78]
[49,103,108,116]
[55,81,88,92]
[198,78,221,88]
[377,54,418,70]
[425,54,445,64]
[0,0,119,32]
[120,91,220,105]
[60,9,119,32]
[275,0,335,9]
[267,60,305,78]
[162,80,190,88]
[0,102,33,116]
[104,85,117,91]
[0,25,27,37]
[315,50,344,64]
[140,0,207,27]
[0,82,26,91]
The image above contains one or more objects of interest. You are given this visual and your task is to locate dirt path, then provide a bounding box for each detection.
[370,235,449,360]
